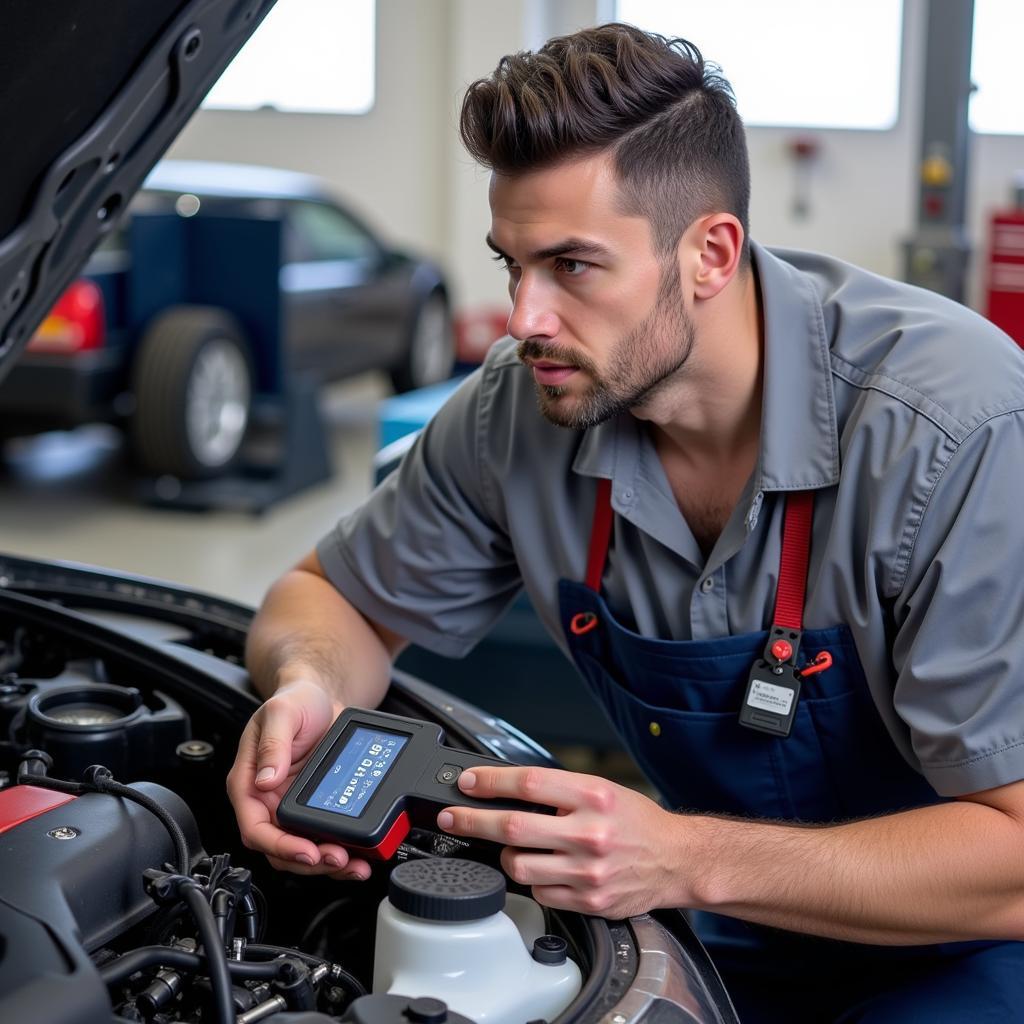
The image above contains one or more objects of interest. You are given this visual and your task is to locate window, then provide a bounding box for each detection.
[203,0,375,115]
[614,0,903,130]
[970,0,1024,135]
[287,202,378,263]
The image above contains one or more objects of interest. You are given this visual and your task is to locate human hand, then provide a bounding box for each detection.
[226,678,371,880]
[436,766,688,918]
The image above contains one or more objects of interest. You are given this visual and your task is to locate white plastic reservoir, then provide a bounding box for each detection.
[373,858,582,1024]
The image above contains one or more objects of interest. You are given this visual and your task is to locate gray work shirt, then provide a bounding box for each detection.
[318,242,1024,798]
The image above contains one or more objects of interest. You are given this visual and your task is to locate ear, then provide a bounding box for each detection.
[687,214,745,301]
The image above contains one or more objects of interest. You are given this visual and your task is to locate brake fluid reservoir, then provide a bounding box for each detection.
[373,858,582,1024]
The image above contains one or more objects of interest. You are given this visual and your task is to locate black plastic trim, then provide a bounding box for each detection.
[0,0,280,383]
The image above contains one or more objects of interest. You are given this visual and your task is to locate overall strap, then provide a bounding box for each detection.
[584,478,614,591]
[773,490,814,630]
[582,480,815,616]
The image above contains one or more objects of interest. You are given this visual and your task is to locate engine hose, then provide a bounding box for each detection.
[181,881,235,1024]
[238,893,260,942]
[99,946,284,986]
[211,889,235,943]
[245,944,366,997]
[87,770,190,876]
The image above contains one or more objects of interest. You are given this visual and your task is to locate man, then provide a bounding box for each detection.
[228,23,1024,1021]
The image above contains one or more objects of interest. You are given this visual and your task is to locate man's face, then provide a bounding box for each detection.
[488,153,695,429]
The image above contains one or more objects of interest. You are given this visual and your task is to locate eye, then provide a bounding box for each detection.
[555,257,589,276]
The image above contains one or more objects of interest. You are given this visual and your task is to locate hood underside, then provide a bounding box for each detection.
[0,0,277,386]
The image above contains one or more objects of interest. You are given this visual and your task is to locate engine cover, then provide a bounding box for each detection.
[0,781,202,1022]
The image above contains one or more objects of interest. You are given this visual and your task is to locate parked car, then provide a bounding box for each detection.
[0,159,455,479]
[0,3,738,1021]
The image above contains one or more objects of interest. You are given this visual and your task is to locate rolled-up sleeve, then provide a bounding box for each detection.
[892,409,1024,795]
[316,360,521,658]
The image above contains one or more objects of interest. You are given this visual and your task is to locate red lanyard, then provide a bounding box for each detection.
[581,479,815,633]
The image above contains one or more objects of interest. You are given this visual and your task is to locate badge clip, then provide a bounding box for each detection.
[738,626,803,738]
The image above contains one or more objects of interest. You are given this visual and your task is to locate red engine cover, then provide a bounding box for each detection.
[0,785,76,834]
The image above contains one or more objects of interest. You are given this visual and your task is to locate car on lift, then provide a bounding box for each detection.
[0,3,739,1022]
[0,159,455,480]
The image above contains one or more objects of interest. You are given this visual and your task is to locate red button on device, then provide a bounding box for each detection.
[770,639,793,663]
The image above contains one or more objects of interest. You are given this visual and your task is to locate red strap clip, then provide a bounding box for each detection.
[799,651,833,678]
[570,611,600,636]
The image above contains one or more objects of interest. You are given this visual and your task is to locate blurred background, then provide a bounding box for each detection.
[1,0,1021,763]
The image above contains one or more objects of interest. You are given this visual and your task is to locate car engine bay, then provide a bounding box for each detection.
[0,560,734,1024]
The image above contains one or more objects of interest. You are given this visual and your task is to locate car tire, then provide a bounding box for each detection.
[131,306,253,479]
[390,291,455,393]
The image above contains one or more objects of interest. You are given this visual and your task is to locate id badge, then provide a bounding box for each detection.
[738,628,802,738]
[739,664,801,737]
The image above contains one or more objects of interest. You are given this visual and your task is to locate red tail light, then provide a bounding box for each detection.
[27,279,106,353]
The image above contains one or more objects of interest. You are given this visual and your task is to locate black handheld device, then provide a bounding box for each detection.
[277,707,552,860]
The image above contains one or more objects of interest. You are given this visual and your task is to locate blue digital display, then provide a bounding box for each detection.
[305,727,408,818]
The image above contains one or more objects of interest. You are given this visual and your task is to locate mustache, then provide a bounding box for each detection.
[516,339,597,375]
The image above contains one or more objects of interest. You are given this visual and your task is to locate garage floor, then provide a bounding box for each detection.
[0,375,387,606]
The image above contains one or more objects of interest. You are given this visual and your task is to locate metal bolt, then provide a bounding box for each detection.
[177,739,215,762]
[48,826,80,840]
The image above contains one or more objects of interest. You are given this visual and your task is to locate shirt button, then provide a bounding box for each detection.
[621,488,633,501]
[649,721,662,737]
[701,577,715,593]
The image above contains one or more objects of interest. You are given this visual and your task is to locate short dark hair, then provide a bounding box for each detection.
[460,23,750,263]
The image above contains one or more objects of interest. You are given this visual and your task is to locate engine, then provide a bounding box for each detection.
[0,628,589,1024]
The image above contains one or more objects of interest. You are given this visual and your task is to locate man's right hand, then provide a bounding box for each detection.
[227,678,372,880]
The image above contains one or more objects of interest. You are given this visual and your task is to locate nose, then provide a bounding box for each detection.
[506,274,559,342]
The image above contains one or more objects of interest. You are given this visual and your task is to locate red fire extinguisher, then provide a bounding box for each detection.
[986,207,1024,348]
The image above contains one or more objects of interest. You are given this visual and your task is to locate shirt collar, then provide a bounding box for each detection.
[752,241,840,492]
[573,241,840,494]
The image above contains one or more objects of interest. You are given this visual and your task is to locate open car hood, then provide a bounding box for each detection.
[0,0,278,386]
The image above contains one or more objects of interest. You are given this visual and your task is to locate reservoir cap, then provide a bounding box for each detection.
[388,858,505,922]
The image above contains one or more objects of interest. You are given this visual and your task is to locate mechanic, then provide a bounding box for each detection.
[227,23,1024,1021]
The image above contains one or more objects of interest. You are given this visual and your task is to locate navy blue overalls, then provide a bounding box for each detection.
[559,479,1024,1022]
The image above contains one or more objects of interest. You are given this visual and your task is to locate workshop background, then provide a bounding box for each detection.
[1,0,1021,766]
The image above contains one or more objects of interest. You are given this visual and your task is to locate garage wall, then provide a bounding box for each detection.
[167,0,1024,317]
[167,0,454,272]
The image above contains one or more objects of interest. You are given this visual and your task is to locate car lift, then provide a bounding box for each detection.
[137,372,332,515]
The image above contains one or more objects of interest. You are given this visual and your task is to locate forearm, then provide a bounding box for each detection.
[684,797,1024,944]
[245,566,399,708]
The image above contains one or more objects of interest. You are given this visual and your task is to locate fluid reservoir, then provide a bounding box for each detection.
[373,858,582,1024]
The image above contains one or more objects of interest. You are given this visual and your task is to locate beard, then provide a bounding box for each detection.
[516,265,695,430]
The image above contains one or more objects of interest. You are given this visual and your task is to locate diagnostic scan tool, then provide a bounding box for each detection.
[278,707,551,859]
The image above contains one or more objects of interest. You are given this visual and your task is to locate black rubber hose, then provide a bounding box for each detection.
[245,943,366,997]
[99,946,283,986]
[181,882,234,1024]
[89,774,190,876]
[244,943,329,967]
[211,890,235,943]
[237,893,260,942]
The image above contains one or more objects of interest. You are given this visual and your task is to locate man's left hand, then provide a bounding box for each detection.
[436,765,691,918]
